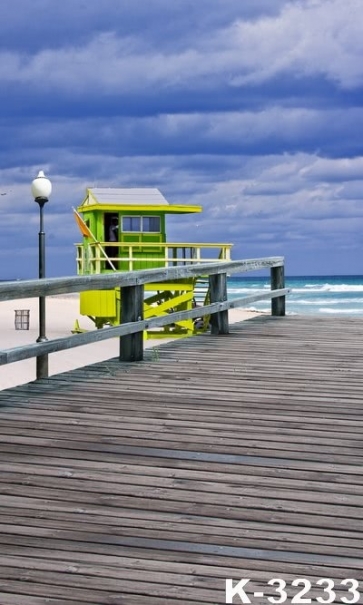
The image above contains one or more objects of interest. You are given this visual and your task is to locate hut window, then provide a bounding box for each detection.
[122,216,161,233]
[122,216,141,232]
[143,216,160,232]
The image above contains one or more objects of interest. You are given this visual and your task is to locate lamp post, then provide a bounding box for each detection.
[31,170,52,380]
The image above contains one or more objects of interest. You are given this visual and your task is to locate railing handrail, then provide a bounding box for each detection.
[0,257,288,380]
[0,257,284,302]
[0,287,290,366]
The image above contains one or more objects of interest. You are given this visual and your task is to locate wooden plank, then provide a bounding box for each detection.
[0,512,362,558]
[2,455,363,497]
[1,409,363,444]
[0,556,354,602]
[0,509,362,551]
[1,438,363,477]
[1,461,363,516]
[0,431,362,465]
[0,424,363,463]
[0,594,85,605]
[1,463,363,509]
[0,535,359,578]
[2,417,363,455]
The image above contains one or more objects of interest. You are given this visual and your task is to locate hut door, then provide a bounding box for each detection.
[104,213,119,270]
[104,213,119,243]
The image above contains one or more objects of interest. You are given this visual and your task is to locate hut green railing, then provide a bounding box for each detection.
[0,257,289,382]
[76,242,233,273]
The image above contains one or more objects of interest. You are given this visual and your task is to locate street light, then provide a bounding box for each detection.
[31,170,52,379]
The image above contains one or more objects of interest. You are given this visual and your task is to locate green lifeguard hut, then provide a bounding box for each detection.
[74,187,232,336]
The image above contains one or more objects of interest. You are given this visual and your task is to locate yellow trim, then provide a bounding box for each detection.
[75,242,233,249]
[79,189,99,207]
[77,203,202,214]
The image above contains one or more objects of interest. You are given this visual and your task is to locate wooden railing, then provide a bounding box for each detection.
[0,257,289,382]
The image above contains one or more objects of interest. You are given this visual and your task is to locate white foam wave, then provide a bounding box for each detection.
[295,284,363,293]
[292,298,363,305]
[229,288,264,294]
[243,306,270,313]
[229,284,363,294]
[318,308,363,314]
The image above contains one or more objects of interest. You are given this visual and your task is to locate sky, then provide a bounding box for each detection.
[1,0,363,278]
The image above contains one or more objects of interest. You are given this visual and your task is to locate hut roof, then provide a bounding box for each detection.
[79,187,201,214]
[86,188,169,206]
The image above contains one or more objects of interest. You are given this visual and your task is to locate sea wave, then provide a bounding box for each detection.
[243,306,270,313]
[292,298,363,305]
[318,307,363,314]
[228,288,264,294]
[229,284,363,294]
[295,284,363,293]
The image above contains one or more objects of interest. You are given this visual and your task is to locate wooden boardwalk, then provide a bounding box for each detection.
[0,315,362,604]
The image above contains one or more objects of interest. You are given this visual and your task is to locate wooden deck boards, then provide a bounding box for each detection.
[0,314,362,604]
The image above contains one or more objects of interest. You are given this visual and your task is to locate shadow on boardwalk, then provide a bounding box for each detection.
[0,315,362,604]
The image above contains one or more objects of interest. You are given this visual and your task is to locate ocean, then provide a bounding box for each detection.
[228,275,363,316]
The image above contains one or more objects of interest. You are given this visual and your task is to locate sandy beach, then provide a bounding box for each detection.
[0,295,261,391]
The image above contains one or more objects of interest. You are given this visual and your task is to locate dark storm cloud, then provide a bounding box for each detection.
[2,105,363,161]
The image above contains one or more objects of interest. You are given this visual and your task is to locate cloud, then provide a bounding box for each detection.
[1,0,363,99]
[0,0,288,53]
[2,103,363,165]
[300,157,363,181]
[229,0,363,89]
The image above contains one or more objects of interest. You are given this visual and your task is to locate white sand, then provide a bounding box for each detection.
[0,295,261,390]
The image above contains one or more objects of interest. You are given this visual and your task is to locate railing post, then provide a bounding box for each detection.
[119,285,144,362]
[209,273,229,335]
[182,247,186,265]
[95,246,101,274]
[271,264,285,316]
[172,247,178,267]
